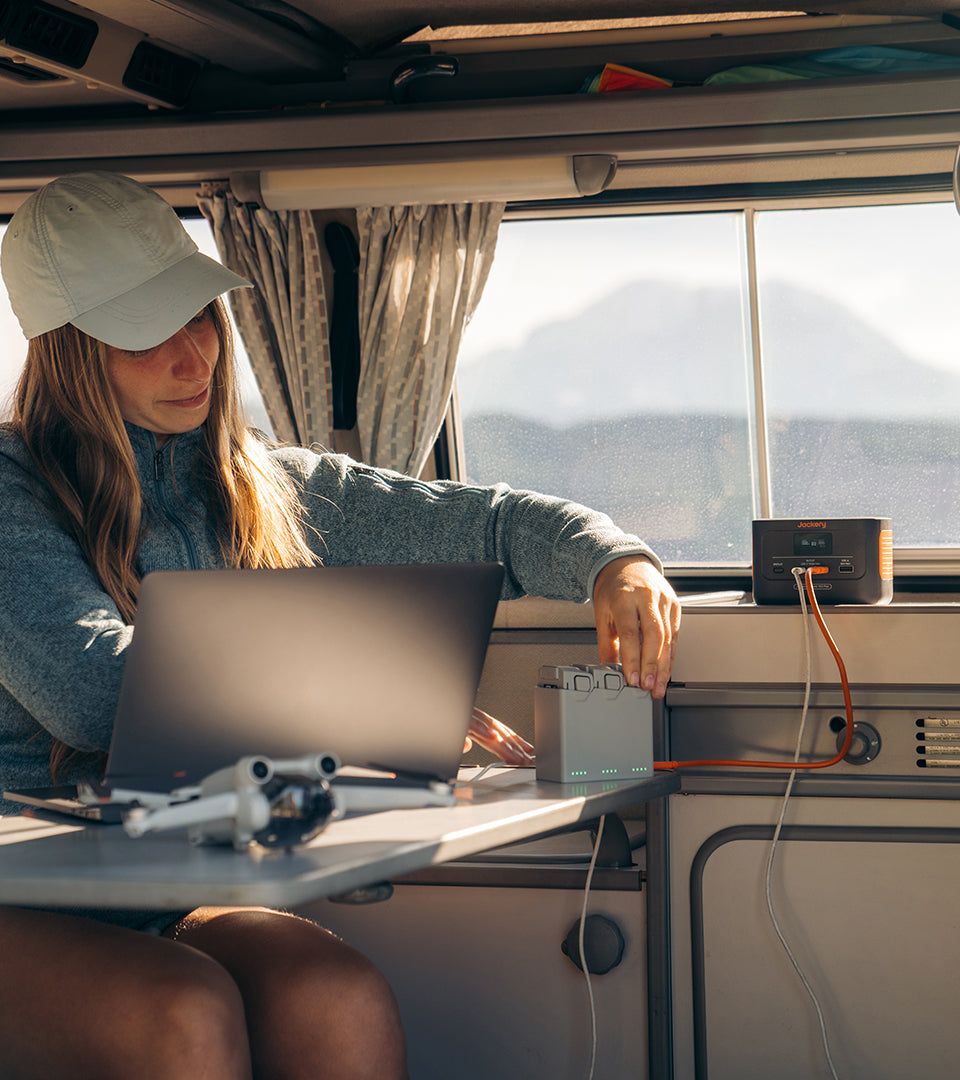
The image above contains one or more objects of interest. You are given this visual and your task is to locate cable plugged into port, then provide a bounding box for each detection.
[655,565,853,772]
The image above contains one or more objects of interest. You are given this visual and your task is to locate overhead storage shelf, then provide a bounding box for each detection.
[4,9,960,203]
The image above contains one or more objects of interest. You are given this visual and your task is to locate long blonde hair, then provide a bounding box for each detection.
[10,299,317,776]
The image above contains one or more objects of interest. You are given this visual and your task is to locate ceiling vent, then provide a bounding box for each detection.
[3,0,97,68]
[0,0,205,107]
[123,40,201,108]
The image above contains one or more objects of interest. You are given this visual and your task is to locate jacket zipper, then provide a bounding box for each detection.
[153,441,202,569]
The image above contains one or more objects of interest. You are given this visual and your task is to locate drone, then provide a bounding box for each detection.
[114,752,456,852]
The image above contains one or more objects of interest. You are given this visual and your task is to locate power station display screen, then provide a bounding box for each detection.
[793,532,833,556]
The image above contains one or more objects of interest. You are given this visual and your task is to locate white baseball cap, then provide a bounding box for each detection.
[1,171,251,350]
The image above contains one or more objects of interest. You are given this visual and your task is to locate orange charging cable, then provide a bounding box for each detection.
[654,566,854,771]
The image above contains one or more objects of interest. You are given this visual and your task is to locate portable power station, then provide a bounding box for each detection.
[752,517,893,605]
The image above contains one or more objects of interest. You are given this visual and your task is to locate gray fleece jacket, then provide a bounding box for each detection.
[0,422,658,804]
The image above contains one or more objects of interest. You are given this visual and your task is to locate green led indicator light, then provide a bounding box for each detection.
[568,766,650,778]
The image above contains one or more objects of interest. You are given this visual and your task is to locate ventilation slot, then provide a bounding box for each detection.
[3,0,98,69]
[123,40,201,108]
[916,717,960,768]
[0,52,63,80]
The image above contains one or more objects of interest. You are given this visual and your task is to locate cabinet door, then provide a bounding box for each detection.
[694,826,960,1080]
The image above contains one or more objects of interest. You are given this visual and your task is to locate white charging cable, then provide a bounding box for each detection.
[580,813,606,1080]
[763,569,840,1079]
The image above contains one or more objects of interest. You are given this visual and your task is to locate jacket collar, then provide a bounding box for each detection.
[124,422,205,459]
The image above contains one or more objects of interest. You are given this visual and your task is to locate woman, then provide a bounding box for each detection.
[0,171,680,1079]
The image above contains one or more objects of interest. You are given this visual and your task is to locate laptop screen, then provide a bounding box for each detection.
[106,562,504,791]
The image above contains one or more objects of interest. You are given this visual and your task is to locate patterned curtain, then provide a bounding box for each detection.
[356,202,505,476]
[197,184,333,449]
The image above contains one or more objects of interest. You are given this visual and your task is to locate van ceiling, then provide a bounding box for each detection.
[3,1,960,202]
[3,3,957,99]
[148,2,960,53]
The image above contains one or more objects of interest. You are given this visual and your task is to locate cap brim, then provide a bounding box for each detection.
[70,251,252,350]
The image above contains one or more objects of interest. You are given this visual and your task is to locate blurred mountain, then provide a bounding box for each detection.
[457,279,960,422]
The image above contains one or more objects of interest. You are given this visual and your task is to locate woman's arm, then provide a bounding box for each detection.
[0,449,129,751]
[280,450,661,600]
[280,450,680,695]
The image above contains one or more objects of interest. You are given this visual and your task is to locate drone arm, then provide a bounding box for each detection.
[123,792,248,838]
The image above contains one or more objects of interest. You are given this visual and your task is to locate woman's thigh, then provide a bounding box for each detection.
[0,905,252,1080]
[169,907,408,1080]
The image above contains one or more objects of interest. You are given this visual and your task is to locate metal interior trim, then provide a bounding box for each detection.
[394,862,642,890]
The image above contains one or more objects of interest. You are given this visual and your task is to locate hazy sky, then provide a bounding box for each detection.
[459,199,960,376]
[2,198,960,416]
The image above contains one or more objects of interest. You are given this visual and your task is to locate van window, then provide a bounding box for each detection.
[456,212,753,564]
[0,218,273,437]
[456,199,960,568]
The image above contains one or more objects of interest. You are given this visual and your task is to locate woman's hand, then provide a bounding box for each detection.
[463,706,535,766]
[592,556,681,699]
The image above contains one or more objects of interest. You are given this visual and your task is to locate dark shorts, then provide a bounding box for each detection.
[26,905,191,935]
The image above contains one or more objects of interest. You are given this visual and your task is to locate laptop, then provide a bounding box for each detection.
[5,561,504,818]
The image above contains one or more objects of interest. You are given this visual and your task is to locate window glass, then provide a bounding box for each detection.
[756,202,960,547]
[456,214,756,565]
[459,200,960,565]
[0,218,273,435]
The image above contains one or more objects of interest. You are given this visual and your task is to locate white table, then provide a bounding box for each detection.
[0,768,678,909]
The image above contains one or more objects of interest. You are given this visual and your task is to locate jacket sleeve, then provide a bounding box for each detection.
[0,450,127,752]
[275,449,662,602]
